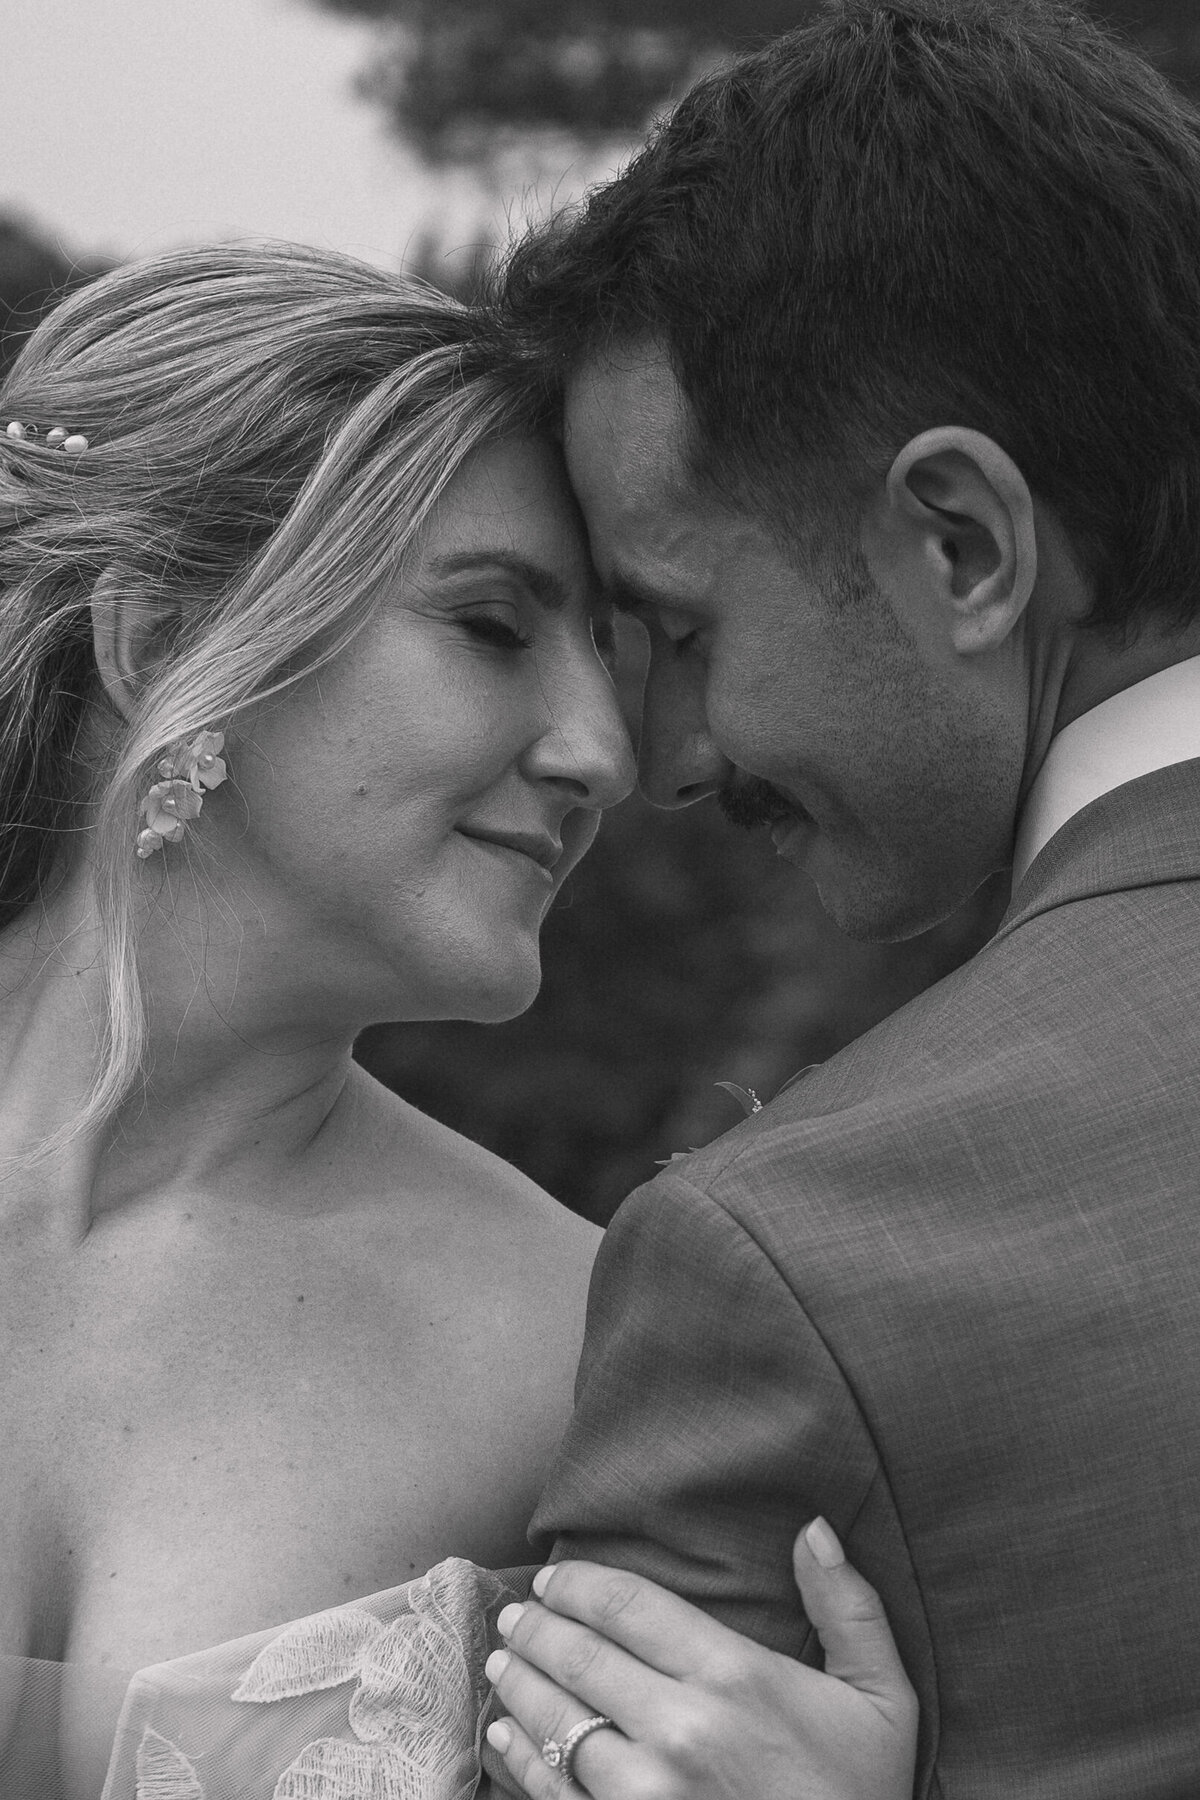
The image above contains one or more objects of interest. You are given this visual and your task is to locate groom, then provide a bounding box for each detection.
[495,0,1200,1792]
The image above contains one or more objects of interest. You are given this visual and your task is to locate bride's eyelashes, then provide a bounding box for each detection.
[457,610,618,664]
[460,612,535,652]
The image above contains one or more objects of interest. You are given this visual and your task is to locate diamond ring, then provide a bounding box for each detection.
[541,1714,616,1784]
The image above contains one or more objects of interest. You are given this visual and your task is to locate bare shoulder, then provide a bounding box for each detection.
[344,1064,601,1303]
[339,1068,601,1505]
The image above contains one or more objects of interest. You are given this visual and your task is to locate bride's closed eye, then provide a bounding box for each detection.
[460,611,535,651]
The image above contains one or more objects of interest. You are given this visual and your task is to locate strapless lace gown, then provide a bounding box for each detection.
[1,1559,527,1800]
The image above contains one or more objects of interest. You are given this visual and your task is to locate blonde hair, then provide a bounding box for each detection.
[0,241,551,1144]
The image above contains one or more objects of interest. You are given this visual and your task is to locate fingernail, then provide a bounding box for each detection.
[487,1720,513,1753]
[805,1516,846,1569]
[531,1566,554,1598]
[485,1649,511,1683]
[497,1603,525,1637]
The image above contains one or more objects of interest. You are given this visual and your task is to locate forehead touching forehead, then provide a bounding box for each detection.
[422,430,603,616]
[563,343,734,583]
[563,341,850,605]
[565,343,694,483]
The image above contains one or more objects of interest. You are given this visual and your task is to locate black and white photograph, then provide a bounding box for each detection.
[2,2,1199,1794]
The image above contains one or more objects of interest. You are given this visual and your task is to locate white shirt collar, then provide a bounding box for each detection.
[1012,654,1200,887]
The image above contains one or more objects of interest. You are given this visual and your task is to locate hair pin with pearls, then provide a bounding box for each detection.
[5,419,89,453]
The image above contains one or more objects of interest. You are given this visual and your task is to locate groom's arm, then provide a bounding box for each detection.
[527,1169,880,1657]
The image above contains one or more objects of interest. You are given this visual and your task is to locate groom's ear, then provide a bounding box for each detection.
[91,570,180,721]
[860,427,1038,658]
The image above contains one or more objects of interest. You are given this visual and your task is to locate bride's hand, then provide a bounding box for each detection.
[484,1518,917,1800]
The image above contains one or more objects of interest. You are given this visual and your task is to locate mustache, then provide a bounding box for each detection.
[717,776,801,832]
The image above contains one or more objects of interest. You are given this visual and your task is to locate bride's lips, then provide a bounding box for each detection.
[458,829,562,879]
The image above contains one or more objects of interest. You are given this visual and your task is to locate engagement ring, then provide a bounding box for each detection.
[541,1714,616,1784]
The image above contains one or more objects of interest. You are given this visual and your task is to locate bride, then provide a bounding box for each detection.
[0,243,915,1798]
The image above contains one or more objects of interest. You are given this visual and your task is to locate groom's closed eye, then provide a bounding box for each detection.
[606,575,687,623]
[590,605,617,659]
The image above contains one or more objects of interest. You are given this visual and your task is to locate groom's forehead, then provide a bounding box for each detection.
[563,358,729,602]
[564,348,695,491]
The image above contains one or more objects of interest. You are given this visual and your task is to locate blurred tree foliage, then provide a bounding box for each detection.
[307,0,817,162]
[309,0,1200,171]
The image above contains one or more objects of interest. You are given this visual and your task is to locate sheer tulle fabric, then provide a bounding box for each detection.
[1,1559,529,1800]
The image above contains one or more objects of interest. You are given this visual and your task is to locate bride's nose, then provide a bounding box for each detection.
[522,654,636,809]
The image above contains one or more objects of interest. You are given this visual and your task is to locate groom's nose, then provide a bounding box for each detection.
[637,650,729,808]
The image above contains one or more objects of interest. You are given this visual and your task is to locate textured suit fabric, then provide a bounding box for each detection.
[531,758,1200,1799]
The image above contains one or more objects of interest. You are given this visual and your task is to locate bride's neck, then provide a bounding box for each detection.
[0,868,361,1219]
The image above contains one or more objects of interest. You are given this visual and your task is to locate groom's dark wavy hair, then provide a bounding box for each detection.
[501,0,1200,635]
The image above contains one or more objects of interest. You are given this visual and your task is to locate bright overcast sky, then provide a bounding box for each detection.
[0,0,526,273]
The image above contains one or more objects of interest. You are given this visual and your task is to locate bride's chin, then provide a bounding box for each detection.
[460,966,544,1025]
[410,943,545,1026]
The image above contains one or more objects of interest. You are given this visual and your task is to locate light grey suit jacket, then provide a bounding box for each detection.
[531,759,1200,1798]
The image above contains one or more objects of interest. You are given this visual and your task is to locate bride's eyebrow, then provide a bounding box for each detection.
[427,550,568,611]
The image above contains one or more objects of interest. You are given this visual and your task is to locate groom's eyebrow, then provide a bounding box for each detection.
[428,550,570,610]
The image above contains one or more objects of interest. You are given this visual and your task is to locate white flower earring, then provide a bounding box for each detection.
[136,730,228,859]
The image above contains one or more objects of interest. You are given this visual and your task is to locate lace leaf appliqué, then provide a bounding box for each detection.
[273,1739,419,1799]
[231,1606,386,1703]
[135,1726,206,1800]
[350,1561,497,1750]
[226,1558,511,1800]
